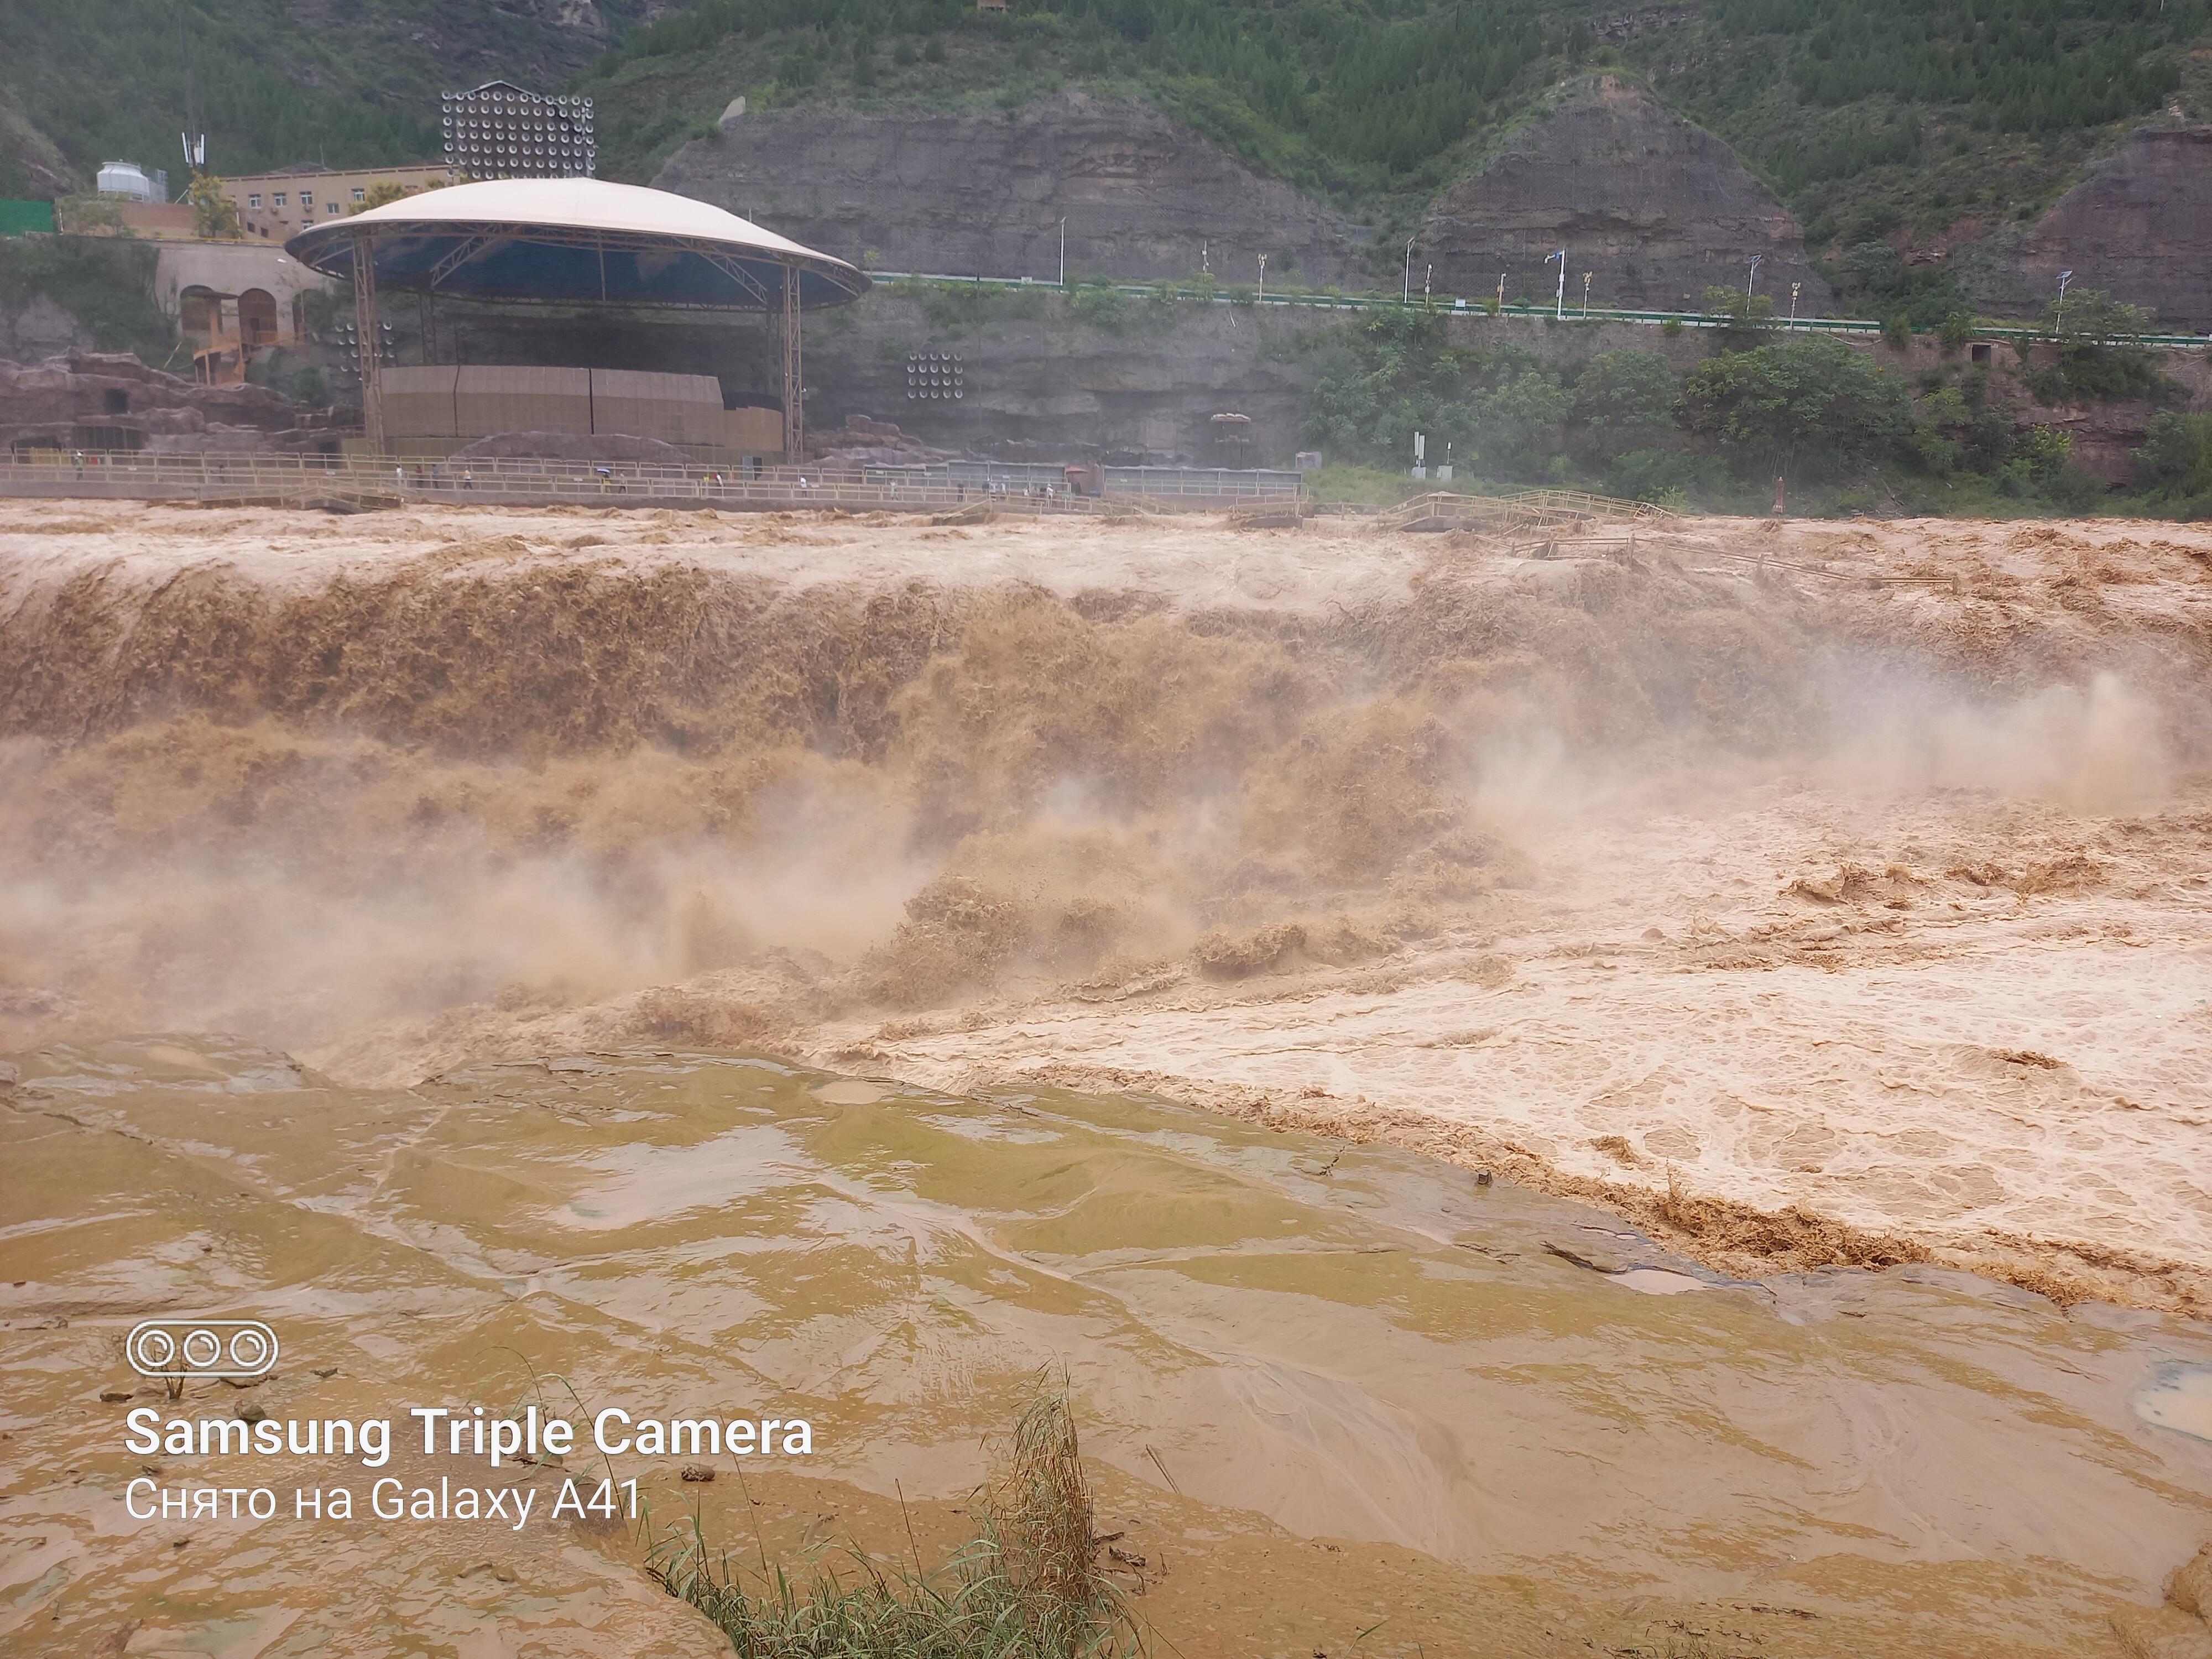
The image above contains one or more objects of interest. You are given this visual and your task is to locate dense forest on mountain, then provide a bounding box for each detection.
[575,0,2211,247]
[1662,0,2211,248]
[0,0,654,197]
[1,0,2206,270]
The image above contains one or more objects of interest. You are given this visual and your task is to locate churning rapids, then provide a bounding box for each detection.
[3,499,2211,1656]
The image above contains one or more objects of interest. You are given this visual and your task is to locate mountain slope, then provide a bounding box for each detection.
[1641,0,2212,250]
[3,0,2205,320]
[578,0,2212,263]
[0,0,662,196]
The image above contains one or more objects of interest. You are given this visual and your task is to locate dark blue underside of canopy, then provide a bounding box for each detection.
[298,228,861,309]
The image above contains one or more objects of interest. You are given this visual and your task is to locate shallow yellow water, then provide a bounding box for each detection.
[3,1036,2209,1656]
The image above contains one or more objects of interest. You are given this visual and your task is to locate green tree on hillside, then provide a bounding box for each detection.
[2039,286,2150,345]
[0,236,172,361]
[1301,312,1574,474]
[1303,310,1476,462]
[185,173,241,239]
[1680,335,1911,477]
[2133,413,2212,515]
[1571,349,1679,457]
[1701,285,1777,347]
[1468,368,1571,478]
[2025,286,2169,405]
[353,177,451,213]
[1825,243,1971,330]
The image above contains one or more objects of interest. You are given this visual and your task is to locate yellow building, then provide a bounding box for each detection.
[220,163,458,242]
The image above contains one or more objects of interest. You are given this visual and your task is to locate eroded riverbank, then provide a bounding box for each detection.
[4,1040,2210,1656]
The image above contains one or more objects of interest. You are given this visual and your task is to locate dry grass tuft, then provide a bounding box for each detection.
[994,1389,1105,1619]
[2000,1262,2097,1308]
[645,1384,1136,1658]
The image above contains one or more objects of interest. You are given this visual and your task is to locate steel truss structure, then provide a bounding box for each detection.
[289,186,868,461]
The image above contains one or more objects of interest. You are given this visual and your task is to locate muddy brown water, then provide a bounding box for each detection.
[3,1038,2209,1657]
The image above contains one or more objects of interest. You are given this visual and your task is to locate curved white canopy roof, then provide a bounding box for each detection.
[286,177,869,311]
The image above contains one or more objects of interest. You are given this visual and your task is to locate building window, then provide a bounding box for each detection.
[300,191,313,207]
[326,202,340,215]
[248,193,262,208]
[351,187,366,202]
[274,193,286,207]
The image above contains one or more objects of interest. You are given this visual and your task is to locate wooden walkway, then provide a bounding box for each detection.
[1381,489,1676,535]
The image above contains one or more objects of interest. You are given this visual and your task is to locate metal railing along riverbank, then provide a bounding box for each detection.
[870,271,2212,351]
[0,451,1306,513]
[866,459,1305,501]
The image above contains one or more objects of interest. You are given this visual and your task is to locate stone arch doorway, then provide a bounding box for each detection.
[179,286,221,337]
[238,288,279,345]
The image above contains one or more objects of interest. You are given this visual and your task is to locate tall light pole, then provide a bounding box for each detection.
[1404,237,1416,305]
[1547,248,1566,319]
[1257,252,1265,305]
[1746,253,1764,295]
[1790,280,1801,327]
[1424,263,1431,304]
[1058,217,1066,288]
[2056,269,2073,333]
[1582,270,1593,316]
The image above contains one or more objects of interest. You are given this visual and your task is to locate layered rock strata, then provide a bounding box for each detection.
[656,87,1363,286]
[1419,79,1833,315]
[1980,126,2212,332]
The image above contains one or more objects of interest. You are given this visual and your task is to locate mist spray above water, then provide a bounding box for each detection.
[0,522,2199,1079]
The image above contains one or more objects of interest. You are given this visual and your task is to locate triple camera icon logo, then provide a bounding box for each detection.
[126,1319,281,1381]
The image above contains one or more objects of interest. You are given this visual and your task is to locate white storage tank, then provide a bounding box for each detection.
[96,162,168,202]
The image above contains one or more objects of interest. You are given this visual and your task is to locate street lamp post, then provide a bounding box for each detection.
[1582,270,1593,316]
[2056,269,2074,333]
[1547,249,1566,319]
[1790,280,1801,327]
[1404,238,1416,305]
[1058,217,1066,288]
[1746,253,1764,296]
[1258,253,1265,305]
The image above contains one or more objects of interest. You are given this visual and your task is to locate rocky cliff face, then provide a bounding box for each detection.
[416,293,1324,462]
[655,89,1363,286]
[0,295,89,362]
[1420,79,1833,316]
[0,352,310,453]
[803,293,1326,460]
[656,80,1846,316]
[1971,127,2212,332]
